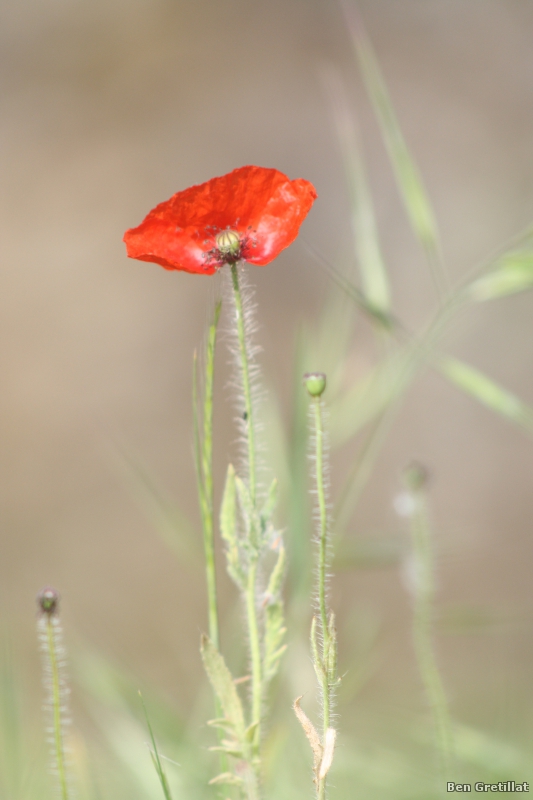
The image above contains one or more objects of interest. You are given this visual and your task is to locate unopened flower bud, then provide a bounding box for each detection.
[303,372,326,397]
[403,461,429,491]
[37,587,59,615]
[215,229,240,257]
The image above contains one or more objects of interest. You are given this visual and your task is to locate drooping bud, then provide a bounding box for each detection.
[303,372,327,397]
[37,587,59,615]
[215,229,241,258]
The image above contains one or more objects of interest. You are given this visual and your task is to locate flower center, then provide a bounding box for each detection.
[215,229,241,258]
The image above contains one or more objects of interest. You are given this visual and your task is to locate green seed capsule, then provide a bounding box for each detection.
[303,372,326,397]
[215,229,241,256]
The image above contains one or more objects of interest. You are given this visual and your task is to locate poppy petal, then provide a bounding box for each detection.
[123,166,317,273]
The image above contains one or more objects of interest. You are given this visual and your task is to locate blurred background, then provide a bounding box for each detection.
[1,0,533,797]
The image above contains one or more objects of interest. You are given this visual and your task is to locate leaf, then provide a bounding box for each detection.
[139,692,174,800]
[220,464,245,589]
[318,728,337,781]
[207,718,236,735]
[235,475,255,539]
[208,772,244,787]
[439,357,533,433]
[329,346,414,447]
[263,547,287,686]
[244,721,260,743]
[293,697,322,774]
[200,635,246,742]
[260,477,278,535]
[209,745,244,759]
[112,447,201,568]
[322,64,391,316]
[326,612,338,685]
[467,243,533,302]
[342,2,446,294]
[310,616,326,683]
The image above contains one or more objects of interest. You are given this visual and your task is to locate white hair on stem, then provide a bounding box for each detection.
[37,612,73,800]
[222,263,267,504]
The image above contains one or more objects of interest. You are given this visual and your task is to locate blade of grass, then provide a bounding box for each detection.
[341,0,448,300]
[111,445,202,568]
[438,356,533,433]
[321,64,392,318]
[193,300,222,649]
[467,236,533,302]
[139,692,174,800]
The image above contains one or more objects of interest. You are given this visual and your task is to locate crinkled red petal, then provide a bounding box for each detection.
[123,165,317,273]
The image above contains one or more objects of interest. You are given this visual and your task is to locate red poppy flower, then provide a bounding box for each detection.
[123,165,317,275]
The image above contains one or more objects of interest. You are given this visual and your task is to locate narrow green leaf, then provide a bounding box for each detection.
[139,692,174,800]
[207,718,235,734]
[114,448,201,568]
[468,244,533,302]
[208,772,244,787]
[209,745,244,759]
[439,356,533,432]
[234,474,256,543]
[322,64,391,315]
[260,477,278,529]
[329,346,414,447]
[266,545,285,598]
[343,2,446,295]
[244,721,260,744]
[263,546,287,686]
[200,635,246,741]
[220,464,245,589]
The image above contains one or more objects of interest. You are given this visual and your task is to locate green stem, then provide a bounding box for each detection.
[230,263,256,504]
[46,616,69,800]
[409,491,453,779]
[230,262,263,774]
[246,559,262,752]
[313,397,332,800]
[194,307,227,784]
[314,399,329,678]
[202,304,221,648]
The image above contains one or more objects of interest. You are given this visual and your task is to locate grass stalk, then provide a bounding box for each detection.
[194,301,222,650]
[404,466,453,781]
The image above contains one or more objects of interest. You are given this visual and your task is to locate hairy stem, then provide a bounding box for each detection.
[231,262,257,504]
[312,395,336,800]
[45,616,69,800]
[230,262,263,773]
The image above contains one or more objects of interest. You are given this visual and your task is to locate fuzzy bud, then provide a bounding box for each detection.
[303,372,327,397]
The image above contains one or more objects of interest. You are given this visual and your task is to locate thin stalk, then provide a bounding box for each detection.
[45,615,69,800]
[193,305,227,784]
[229,262,262,762]
[314,398,329,676]
[230,263,257,504]
[311,394,334,800]
[246,559,262,753]
[194,302,221,649]
[408,480,453,780]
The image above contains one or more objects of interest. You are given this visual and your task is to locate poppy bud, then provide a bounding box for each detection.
[37,587,59,615]
[303,372,327,397]
[403,461,429,491]
[216,229,241,258]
